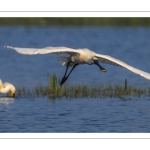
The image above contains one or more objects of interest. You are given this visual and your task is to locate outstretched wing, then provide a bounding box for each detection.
[95,53,150,80]
[4,46,79,55]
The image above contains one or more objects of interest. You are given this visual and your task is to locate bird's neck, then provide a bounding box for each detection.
[0,84,10,94]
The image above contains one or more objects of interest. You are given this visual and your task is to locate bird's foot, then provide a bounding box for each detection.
[60,77,68,85]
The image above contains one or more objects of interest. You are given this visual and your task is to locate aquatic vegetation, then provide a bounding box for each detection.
[14,74,150,99]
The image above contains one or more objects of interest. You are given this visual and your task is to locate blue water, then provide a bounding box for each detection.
[0,26,150,132]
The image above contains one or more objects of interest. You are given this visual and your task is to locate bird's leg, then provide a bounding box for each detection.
[94,60,107,72]
[60,61,71,85]
[66,64,79,79]
[64,61,71,78]
[60,64,79,85]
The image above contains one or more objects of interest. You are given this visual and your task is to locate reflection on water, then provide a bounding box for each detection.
[0,97,14,105]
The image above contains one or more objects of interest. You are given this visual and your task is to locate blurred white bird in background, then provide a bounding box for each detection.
[4,45,150,85]
[0,79,16,97]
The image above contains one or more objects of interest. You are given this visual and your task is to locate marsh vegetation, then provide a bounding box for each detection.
[15,74,150,99]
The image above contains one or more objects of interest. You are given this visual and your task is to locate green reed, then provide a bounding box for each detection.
[16,74,150,99]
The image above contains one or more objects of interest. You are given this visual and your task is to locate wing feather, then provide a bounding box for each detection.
[4,45,150,80]
[4,46,79,55]
[95,53,150,80]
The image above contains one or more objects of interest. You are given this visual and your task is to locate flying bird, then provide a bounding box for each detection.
[0,79,16,97]
[4,45,150,85]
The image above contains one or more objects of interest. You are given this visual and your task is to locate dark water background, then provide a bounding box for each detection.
[0,26,150,132]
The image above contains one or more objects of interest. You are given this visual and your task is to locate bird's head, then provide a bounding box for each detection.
[92,56,98,61]
[87,56,98,65]
[87,57,98,65]
[10,90,15,98]
[86,58,93,64]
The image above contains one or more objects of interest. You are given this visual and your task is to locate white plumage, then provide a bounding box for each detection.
[4,45,150,85]
[0,79,16,97]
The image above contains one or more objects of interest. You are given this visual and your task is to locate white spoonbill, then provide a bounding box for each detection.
[4,45,150,85]
[0,79,16,97]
